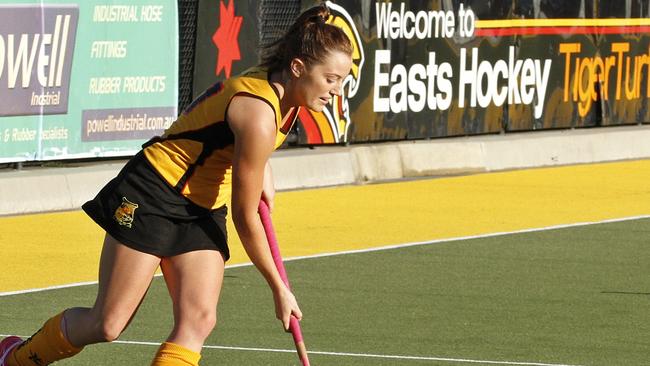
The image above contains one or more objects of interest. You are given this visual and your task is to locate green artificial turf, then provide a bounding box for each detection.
[1,219,648,365]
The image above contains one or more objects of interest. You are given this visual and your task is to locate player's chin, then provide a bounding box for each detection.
[309,103,326,112]
[311,98,331,111]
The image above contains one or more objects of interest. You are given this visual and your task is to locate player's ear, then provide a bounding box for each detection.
[289,58,306,78]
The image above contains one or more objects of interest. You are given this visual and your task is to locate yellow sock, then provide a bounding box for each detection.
[7,312,83,366]
[150,342,201,366]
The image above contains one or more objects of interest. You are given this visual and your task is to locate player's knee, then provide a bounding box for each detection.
[95,316,127,342]
[180,308,217,339]
[195,309,217,337]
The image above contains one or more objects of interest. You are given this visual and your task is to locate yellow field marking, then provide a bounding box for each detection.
[1,160,649,293]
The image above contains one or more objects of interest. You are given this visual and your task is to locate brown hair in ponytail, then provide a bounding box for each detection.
[260,3,353,73]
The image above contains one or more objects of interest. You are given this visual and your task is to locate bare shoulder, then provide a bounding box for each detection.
[227,94,276,139]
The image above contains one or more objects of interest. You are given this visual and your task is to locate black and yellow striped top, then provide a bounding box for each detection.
[143,67,298,209]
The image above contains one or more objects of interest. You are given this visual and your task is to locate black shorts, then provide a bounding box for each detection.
[82,151,230,260]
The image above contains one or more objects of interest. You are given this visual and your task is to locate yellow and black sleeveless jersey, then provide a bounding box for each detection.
[143,67,299,210]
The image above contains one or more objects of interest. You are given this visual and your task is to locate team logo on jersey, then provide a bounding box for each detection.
[297,1,365,144]
[114,197,139,228]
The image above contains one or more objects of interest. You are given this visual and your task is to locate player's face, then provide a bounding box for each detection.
[294,50,352,112]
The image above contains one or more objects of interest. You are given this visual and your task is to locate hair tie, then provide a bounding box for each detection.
[309,14,326,24]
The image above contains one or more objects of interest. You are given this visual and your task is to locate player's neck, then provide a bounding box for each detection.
[270,69,298,115]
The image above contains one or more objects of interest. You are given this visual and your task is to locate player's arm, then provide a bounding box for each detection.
[262,161,275,212]
[227,95,302,330]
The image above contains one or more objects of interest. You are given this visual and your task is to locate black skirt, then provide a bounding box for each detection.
[82,151,230,260]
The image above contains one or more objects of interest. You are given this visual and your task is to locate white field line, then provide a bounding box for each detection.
[2,214,649,298]
[0,335,584,366]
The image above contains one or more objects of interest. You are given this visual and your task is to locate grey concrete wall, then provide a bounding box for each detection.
[2,125,649,215]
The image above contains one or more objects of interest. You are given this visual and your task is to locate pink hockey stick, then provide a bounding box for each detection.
[258,199,310,366]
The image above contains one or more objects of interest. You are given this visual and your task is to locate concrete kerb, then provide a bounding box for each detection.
[1,125,649,216]
[270,149,357,190]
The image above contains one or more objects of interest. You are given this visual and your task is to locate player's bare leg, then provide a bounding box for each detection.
[2,234,160,366]
[149,249,225,365]
[64,233,161,346]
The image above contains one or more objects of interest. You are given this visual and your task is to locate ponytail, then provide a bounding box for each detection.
[260,3,353,72]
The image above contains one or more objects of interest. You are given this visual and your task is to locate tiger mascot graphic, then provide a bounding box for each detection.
[297,1,365,144]
[114,197,139,228]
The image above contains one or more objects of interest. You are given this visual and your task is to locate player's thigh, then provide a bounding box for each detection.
[160,250,225,318]
[93,233,161,319]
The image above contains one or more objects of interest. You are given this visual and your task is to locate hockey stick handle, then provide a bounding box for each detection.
[258,199,310,366]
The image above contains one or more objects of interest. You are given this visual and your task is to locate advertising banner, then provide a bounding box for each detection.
[0,0,178,163]
[194,1,650,146]
[193,0,259,97]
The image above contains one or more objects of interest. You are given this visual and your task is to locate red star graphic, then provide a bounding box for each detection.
[212,0,243,78]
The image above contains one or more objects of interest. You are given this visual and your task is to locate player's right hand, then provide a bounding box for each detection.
[273,285,302,331]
